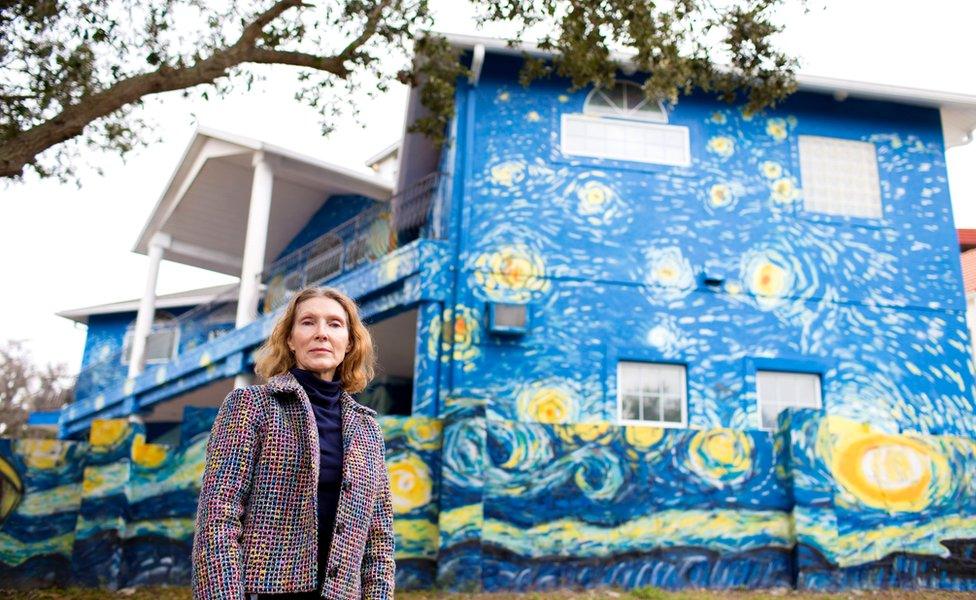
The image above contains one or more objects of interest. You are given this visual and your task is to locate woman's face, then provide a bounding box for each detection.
[287,296,350,381]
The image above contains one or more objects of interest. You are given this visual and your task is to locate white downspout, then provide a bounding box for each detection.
[469,43,485,86]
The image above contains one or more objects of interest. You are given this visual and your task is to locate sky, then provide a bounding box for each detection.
[2,0,976,373]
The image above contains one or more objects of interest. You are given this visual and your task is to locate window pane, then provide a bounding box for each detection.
[588,89,614,110]
[146,329,177,362]
[618,363,639,392]
[642,395,661,422]
[659,369,678,396]
[603,85,626,110]
[662,395,682,423]
[561,114,689,167]
[640,372,661,396]
[622,394,640,420]
[756,370,822,429]
[122,332,133,364]
[761,402,782,430]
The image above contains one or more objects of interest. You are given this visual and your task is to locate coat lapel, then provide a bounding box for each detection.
[266,372,375,454]
[340,392,363,453]
[266,372,320,483]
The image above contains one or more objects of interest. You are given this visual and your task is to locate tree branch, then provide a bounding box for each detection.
[0,0,344,179]
[247,47,349,76]
[237,0,308,46]
[335,0,394,63]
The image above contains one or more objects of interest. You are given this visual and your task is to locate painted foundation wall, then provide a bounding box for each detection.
[2,409,974,590]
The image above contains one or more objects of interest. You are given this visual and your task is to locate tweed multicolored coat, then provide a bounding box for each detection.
[192,372,395,599]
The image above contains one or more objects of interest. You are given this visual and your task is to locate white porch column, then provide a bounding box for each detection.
[128,232,170,378]
[236,152,274,328]
[232,154,273,390]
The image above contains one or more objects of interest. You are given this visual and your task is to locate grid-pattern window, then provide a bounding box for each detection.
[562,114,691,167]
[617,361,686,426]
[798,135,882,218]
[756,370,822,430]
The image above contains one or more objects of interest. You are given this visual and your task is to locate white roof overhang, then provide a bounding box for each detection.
[436,33,976,149]
[57,284,238,325]
[133,127,393,276]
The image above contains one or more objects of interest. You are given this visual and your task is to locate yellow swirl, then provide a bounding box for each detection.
[131,433,168,469]
[90,420,130,450]
[824,417,951,512]
[388,453,433,514]
[688,429,753,487]
[517,386,575,424]
[474,245,550,302]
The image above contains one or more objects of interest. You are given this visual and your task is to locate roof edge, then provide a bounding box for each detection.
[57,283,238,325]
[132,126,394,258]
[438,32,976,111]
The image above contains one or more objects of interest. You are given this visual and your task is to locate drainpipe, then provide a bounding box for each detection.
[128,232,170,377]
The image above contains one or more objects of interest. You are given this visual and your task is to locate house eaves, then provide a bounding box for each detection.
[57,283,238,325]
[131,127,393,276]
[438,32,976,148]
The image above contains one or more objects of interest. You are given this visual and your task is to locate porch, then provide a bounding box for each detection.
[60,128,449,439]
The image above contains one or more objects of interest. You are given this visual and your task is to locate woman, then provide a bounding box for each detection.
[192,287,395,599]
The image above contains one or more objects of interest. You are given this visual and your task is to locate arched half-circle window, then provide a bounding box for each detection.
[584,81,668,123]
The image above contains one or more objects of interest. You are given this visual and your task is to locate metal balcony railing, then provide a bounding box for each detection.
[260,172,442,313]
[73,284,241,402]
[71,173,443,404]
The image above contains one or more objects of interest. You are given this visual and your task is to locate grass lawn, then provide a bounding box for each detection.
[2,588,973,599]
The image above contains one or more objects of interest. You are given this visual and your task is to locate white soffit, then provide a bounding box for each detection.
[133,127,393,276]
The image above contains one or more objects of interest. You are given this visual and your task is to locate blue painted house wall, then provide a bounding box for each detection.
[80,313,134,369]
[420,53,973,438]
[399,52,976,591]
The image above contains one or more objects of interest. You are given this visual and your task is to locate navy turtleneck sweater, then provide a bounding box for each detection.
[289,367,343,588]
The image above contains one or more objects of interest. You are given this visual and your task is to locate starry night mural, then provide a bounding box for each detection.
[3,45,975,592]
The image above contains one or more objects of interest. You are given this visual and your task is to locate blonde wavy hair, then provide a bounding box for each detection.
[254,287,375,393]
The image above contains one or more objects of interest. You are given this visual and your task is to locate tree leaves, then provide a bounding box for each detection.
[0,0,802,182]
[0,340,74,438]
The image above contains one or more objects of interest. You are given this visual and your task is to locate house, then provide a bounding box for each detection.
[3,34,976,592]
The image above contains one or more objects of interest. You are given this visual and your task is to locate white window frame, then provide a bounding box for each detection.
[583,81,669,123]
[616,361,687,428]
[797,135,883,219]
[561,113,691,167]
[755,370,822,431]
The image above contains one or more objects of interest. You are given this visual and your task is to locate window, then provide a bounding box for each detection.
[617,361,686,426]
[584,81,668,123]
[121,313,180,365]
[561,80,690,167]
[798,135,882,218]
[756,370,822,430]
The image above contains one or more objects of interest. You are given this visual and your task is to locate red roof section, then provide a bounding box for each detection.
[962,250,976,292]
[959,228,976,252]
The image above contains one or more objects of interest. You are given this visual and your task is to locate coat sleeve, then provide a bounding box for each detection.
[360,422,396,599]
[192,387,264,599]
